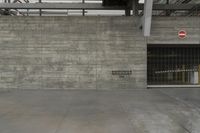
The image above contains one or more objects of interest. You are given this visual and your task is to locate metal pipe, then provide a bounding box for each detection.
[82,0,85,16]
[39,0,41,16]
[0,3,126,10]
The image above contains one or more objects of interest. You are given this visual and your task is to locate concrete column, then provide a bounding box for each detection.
[190,71,198,84]
[143,0,153,36]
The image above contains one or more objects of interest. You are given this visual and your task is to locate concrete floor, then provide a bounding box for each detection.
[0,88,200,133]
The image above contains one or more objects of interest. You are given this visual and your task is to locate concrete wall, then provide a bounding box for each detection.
[0,16,146,90]
[1,16,198,90]
[149,17,200,44]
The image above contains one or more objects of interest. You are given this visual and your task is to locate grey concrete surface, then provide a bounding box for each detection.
[1,16,199,90]
[0,16,146,90]
[0,88,200,133]
[149,17,200,44]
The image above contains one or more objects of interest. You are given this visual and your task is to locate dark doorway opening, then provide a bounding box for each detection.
[147,44,200,85]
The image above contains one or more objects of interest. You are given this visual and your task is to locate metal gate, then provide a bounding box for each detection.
[147,44,200,85]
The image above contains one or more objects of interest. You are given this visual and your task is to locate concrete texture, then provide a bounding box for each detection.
[0,88,200,133]
[0,16,200,90]
[149,17,200,44]
[0,16,146,90]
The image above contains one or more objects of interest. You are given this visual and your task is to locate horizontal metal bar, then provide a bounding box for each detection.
[138,4,198,10]
[0,3,126,10]
[19,11,87,14]
[0,3,198,11]
[148,85,200,88]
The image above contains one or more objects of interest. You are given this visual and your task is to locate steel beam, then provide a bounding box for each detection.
[82,0,85,16]
[142,0,153,37]
[138,4,199,11]
[0,3,198,11]
[39,0,42,16]
[16,10,86,14]
[132,0,139,16]
[0,3,126,10]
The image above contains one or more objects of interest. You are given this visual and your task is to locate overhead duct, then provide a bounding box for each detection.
[102,0,128,6]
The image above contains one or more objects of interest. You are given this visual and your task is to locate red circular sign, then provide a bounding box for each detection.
[178,30,187,39]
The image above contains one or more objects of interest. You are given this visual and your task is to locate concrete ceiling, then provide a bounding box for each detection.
[0,0,200,16]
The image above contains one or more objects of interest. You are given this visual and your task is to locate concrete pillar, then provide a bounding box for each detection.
[143,0,153,36]
[190,71,198,84]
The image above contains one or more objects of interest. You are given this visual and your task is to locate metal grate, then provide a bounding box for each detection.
[147,45,200,85]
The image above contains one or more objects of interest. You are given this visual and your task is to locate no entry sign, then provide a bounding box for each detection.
[178,30,187,39]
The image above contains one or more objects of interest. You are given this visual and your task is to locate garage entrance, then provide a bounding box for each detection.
[147,44,200,85]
